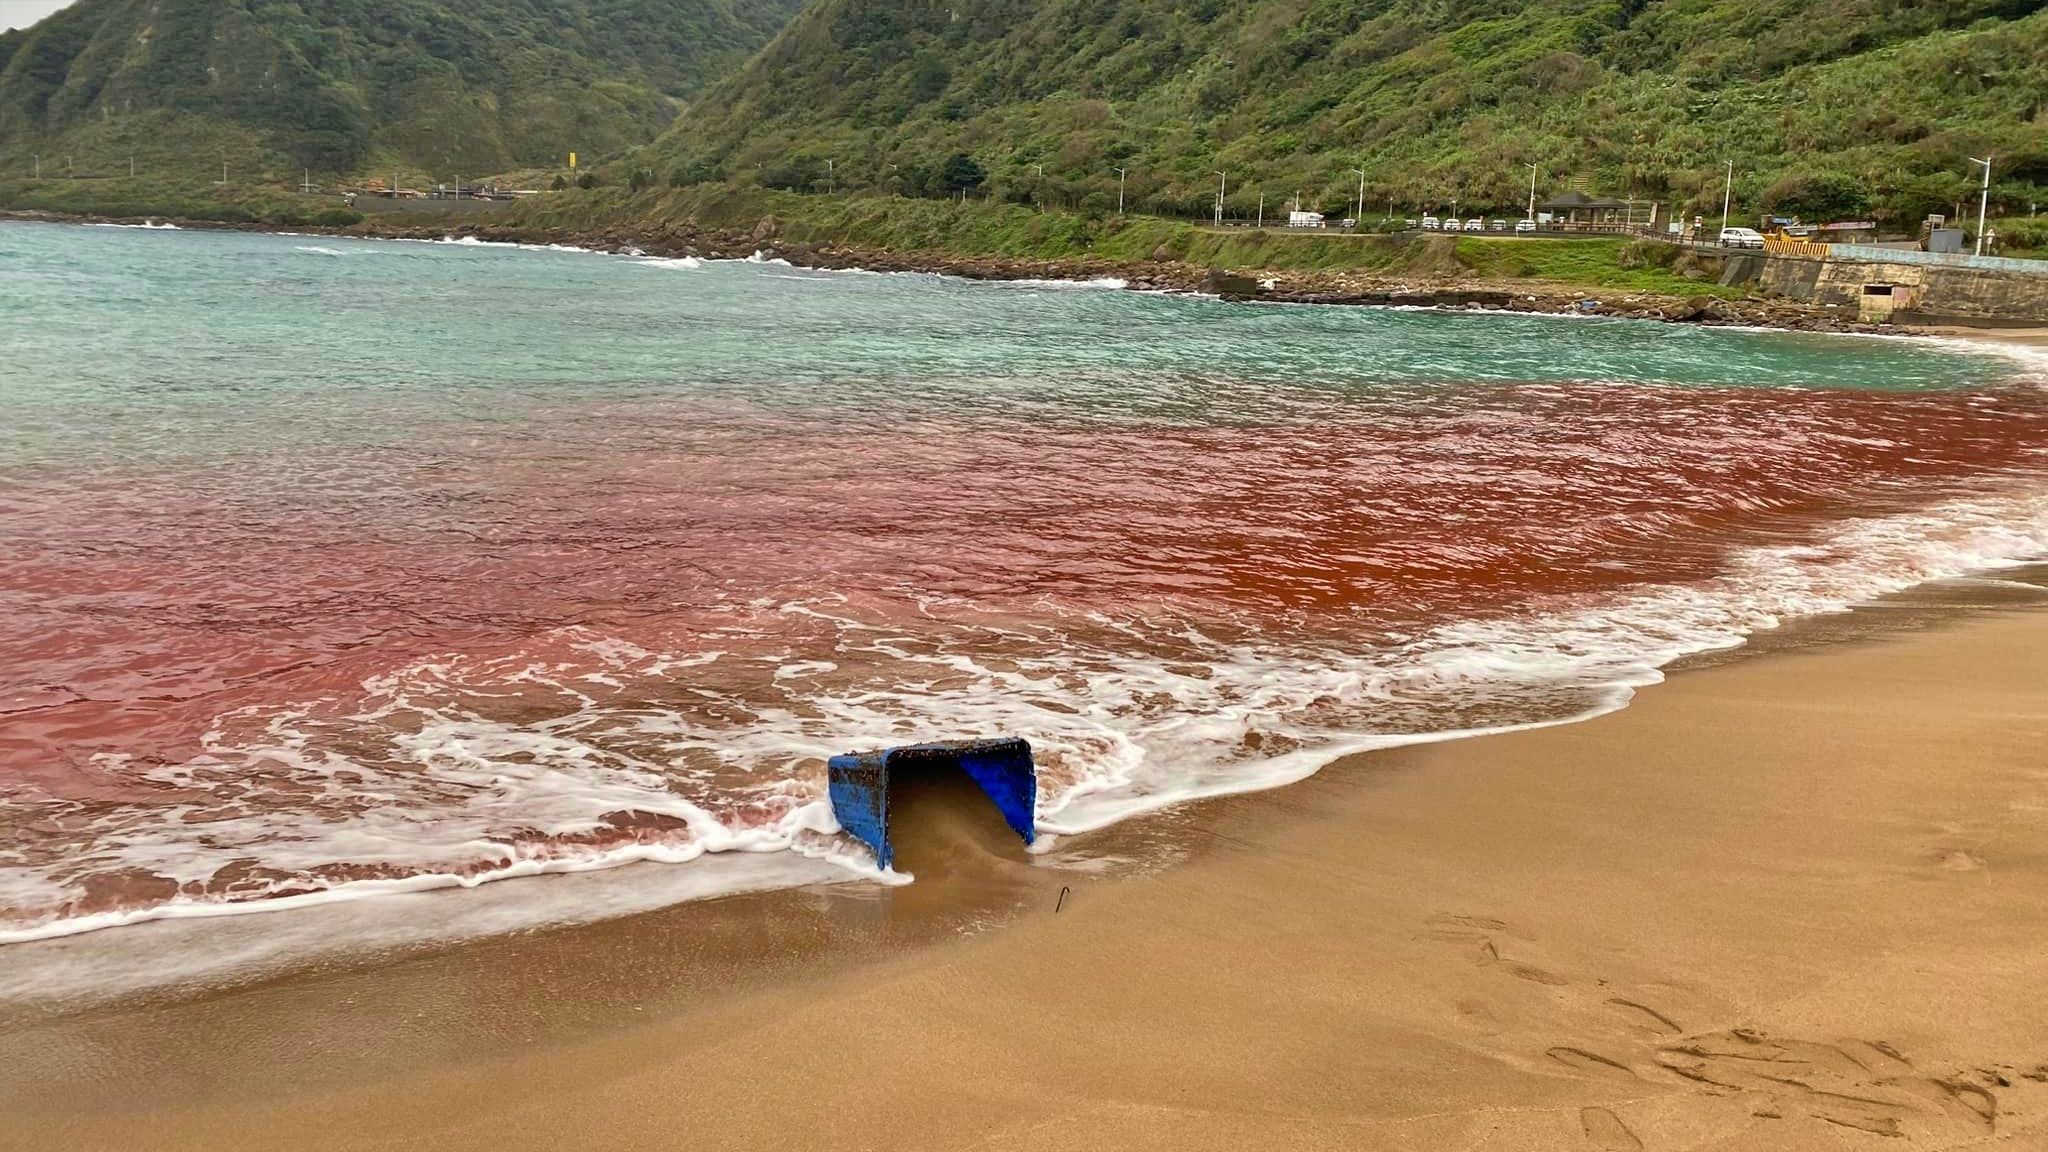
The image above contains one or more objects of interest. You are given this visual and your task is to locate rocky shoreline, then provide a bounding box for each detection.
[5,206,1882,333]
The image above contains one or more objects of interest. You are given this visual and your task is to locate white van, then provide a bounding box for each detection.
[1718,227,1766,249]
[1420,216,1441,230]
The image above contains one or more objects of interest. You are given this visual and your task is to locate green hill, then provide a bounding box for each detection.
[0,0,807,181]
[651,0,2048,225]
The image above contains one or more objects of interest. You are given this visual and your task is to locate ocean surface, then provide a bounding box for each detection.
[3,222,2046,978]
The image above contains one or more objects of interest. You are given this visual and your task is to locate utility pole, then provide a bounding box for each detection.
[1214,170,1226,226]
[1351,168,1365,227]
[1968,156,1992,255]
[1258,191,1264,228]
[32,154,39,179]
[1033,163,1044,212]
[825,158,833,195]
[1526,163,1538,222]
[129,156,135,178]
[1114,166,1126,215]
[1720,160,1733,241]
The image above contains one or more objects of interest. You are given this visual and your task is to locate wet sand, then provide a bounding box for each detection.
[1911,323,2048,353]
[4,597,2048,1150]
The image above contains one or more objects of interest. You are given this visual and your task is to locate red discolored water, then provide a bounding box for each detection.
[4,323,2047,941]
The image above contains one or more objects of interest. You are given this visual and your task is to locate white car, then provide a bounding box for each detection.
[1420,216,1441,230]
[1514,219,1537,234]
[1489,219,1507,231]
[1465,219,1484,232]
[1719,227,1766,249]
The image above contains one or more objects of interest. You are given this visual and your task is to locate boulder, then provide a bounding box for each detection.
[1202,267,1263,298]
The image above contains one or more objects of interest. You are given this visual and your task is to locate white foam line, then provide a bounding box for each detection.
[0,853,858,1009]
[1035,691,1643,840]
[0,819,897,947]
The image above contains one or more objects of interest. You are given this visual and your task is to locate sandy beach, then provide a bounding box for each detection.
[0,586,2042,1151]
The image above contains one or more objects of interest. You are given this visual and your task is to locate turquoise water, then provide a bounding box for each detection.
[1,223,2017,467]
[1,220,2044,963]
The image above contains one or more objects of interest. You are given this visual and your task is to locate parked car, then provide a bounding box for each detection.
[1404,218,1417,228]
[1489,219,1507,231]
[1465,219,1484,232]
[1420,216,1441,230]
[1514,219,1538,234]
[1718,226,1766,249]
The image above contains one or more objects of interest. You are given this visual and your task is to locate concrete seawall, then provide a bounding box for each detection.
[1753,252,2048,325]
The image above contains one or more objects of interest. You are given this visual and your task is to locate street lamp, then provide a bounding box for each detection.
[1525,163,1538,222]
[1214,170,1227,226]
[1033,163,1044,211]
[1968,156,1992,255]
[1350,168,1365,227]
[1719,159,1734,242]
[1113,166,1126,215]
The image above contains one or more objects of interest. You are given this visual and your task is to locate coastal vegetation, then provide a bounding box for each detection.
[495,181,1746,296]
[649,0,2048,225]
[0,0,806,183]
[0,174,366,226]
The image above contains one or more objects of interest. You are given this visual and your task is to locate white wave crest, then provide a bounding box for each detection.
[634,256,703,271]
[996,276,1130,291]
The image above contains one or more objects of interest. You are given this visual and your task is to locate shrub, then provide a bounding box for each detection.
[1616,237,1678,269]
[1763,170,1870,222]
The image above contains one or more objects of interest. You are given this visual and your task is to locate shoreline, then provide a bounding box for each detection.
[0,205,1936,335]
[2,209,2044,975]
[2,574,2045,1150]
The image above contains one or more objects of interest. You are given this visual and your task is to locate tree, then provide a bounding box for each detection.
[1761,170,1871,221]
[938,152,986,194]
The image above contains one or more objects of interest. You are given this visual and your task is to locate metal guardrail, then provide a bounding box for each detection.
[1763,236,1832,258]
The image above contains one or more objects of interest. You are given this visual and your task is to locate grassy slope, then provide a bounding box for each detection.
[0,176,1746,299]
[0,0,806,183]
[649,0,2048,225]
[497,183,1740,296]
[0,175,368,226]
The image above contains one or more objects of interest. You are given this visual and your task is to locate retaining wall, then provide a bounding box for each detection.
[1756,253,2048,323]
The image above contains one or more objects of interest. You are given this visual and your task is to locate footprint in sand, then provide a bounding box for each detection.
[1507,961,1569,986]
[1654,1029,2002,1141]
[1606,998,1683,1036]
[1580,1106,1643,1150]
[1549,1046,1639,1082]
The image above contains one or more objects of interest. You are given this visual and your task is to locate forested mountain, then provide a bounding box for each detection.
[0,0,807,179]
[652,0,2048,223]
